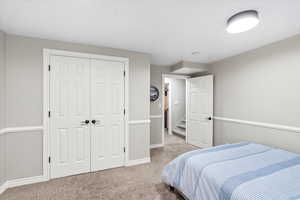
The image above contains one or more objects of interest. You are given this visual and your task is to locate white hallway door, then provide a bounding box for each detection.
[50,55,125,179]
[187,75,213,148]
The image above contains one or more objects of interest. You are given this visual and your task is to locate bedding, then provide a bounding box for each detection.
[162,142,300,200]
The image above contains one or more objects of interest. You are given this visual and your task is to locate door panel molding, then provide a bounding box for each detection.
[43,49,129,180]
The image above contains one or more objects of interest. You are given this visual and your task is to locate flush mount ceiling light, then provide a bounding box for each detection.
[226,10,260,34]
[192,51,200,55]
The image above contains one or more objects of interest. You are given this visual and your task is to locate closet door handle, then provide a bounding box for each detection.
[91,120,100,125]
[81,120,90,125]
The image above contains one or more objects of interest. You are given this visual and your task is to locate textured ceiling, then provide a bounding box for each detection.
[1,0,300,65]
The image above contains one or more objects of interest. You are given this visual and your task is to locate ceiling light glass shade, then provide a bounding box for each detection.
[226,10,259,34]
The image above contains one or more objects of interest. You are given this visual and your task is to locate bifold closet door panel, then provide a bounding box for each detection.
[50,55,91,179]
[90,59,125,171]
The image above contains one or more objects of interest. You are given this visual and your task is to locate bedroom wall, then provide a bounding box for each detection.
[4,34,150,181]
[150,65,171,146]
[209,34,300,153]
[0,31,6,187]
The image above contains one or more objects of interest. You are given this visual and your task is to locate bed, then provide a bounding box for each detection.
[162,142,300,200]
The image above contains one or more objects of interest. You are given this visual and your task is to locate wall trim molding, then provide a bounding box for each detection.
[0,126,43,135]
[0,182,7,195]
[213,116,300,133]
[150,115,162,119]
[128,119,151,125]
[150,143,164,149]
[0,175,48,195]
[125,157,151,167]
[0,126,45,195]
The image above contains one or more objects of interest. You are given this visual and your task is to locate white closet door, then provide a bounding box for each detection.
[90,59,125,171]
[50,55,91,178]
[187,75,213,148]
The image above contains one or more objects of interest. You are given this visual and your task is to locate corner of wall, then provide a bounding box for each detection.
[0,29,7,195]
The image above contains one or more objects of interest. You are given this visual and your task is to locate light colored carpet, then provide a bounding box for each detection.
[165,131,186,145]
[1,134,196,200]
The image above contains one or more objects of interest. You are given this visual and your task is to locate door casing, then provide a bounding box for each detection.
[161,74,214,148]
[43,49,129,180]
[161,74,190,147]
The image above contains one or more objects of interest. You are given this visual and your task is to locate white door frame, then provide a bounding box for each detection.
[43,49,129,180]
[161,74,190,145]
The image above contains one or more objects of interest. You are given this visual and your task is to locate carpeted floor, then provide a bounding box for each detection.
[1,133,196,200]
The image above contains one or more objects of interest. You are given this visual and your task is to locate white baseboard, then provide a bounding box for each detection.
[0,157,152,195]
[0,157,151,195]
[126,157,151,167]
[6,175,48,188]
[0,175,48,195]
[150,144,164,149]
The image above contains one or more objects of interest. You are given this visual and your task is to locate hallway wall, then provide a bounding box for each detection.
[165,78,186,134]
[150,65,171,146]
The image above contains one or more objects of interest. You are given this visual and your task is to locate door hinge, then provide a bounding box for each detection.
[48,156,51,163]
[123,71,126,76]
[123,147,126,153]
[123,109,126,115]
[48,65,51,71]
[48,111,51,118]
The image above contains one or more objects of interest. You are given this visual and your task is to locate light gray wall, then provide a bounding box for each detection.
[4,34,150,180]
[6,131,43,180]
[150,119,162,145]
[150,65,171,145]
[0,31,5,130]
[209,34,300,153]
[0,135,5,186]
[0,30,6,186]
[165,78,186,132]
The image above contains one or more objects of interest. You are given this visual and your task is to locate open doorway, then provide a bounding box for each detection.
[162,75,189,144]
[160,74,213,148]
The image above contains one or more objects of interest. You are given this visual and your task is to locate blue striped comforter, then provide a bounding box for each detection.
[161,142,300,200]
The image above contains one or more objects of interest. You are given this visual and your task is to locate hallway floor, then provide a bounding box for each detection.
[1,133,196,200]
[164,130,186,145]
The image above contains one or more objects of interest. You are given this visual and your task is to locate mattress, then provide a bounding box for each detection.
[162,142,300,200]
